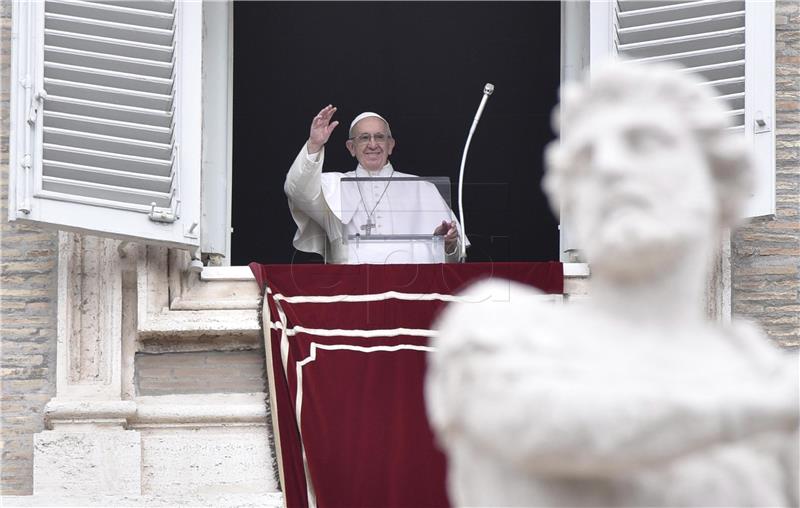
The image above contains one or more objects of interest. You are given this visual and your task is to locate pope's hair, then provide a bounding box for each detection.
[543,60,753,227]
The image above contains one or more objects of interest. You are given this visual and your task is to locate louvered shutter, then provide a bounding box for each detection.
[9,0,202,248]
[589,0,775,218]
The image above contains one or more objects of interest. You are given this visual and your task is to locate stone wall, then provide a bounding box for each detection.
[0,1,59,495]
[135,351,267,396]
[732,0,800,349]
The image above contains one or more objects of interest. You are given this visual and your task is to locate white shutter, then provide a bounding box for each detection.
[9,0,202,248]
[590,0,775,218]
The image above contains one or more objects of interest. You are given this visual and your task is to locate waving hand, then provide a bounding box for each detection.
[307,105,339,154]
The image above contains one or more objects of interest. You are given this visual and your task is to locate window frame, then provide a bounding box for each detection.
[200,0,234,263]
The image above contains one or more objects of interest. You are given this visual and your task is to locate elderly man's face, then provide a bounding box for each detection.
[346,117,395,171]
[564,104,716,278]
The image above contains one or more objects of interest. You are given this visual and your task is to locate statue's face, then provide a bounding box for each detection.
[565,104,717,280]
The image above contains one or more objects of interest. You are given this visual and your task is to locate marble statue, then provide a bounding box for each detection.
[425,61,799,507]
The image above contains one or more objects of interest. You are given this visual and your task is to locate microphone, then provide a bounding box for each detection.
[457,83,494,262]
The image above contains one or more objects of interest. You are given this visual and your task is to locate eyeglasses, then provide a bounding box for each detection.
[349,132,392,145]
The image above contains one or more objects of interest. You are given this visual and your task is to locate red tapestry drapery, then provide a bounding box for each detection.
[250,262,564,508]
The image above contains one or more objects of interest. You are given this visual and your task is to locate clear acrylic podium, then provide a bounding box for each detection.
[337,176,453,264]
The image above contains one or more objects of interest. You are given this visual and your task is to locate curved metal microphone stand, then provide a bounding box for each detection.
[457,83,494,262]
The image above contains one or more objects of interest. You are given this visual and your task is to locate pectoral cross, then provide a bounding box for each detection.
[360,218,376,236]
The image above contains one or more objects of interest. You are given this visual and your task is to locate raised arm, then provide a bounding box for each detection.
[307,104,339,154]
[285,105,339,214]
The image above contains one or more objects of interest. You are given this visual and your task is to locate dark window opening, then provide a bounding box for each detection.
[232,1,560,265]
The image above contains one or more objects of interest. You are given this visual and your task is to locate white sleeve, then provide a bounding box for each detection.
[285,142,325,207]
[284,143,333,257]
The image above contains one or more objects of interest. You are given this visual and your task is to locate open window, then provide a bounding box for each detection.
[14,1,768,265]
[230,2,562,264]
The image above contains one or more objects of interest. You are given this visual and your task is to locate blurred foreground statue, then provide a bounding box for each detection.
[426,62,799,507]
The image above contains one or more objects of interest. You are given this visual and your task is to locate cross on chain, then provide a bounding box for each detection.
[360,218,376,236]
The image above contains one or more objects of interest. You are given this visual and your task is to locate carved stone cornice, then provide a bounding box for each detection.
[44,399,137,429]
[131,393,268,428]
[135,248,260,344]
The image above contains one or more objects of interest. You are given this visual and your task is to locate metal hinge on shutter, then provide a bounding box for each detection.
[18,77,47,215]
[753,111,771,134]
[148,201,177,222]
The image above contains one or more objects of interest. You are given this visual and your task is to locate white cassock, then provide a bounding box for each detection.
[285,143,465,264]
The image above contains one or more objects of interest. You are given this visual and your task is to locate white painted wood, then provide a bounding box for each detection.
[8,0,43,217]
[44,29,174,61]
[173,0,202,245]
[618,1,745,26]
[200,0,233,261]
[589,0,615,72]
[9,0,202,248]
[43,160,172,192]
[44,12,175,45]
[43,78,173,110]
[559,0,590,261]
[742,0,775,218]
[46,0,175,29]
[590,0,776,219]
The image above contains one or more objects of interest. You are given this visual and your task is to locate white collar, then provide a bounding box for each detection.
[355,163,394,177]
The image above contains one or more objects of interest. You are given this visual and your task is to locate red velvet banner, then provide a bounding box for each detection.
[250,262,563,508]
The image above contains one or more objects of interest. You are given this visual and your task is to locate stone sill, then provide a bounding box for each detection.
[1,493,283,507]
[138,262,590,341]
[200,262,591,281]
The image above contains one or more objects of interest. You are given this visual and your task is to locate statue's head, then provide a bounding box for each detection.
[544,61,752,280]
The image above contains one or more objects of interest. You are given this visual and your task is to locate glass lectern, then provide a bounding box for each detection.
[337,176,453,264]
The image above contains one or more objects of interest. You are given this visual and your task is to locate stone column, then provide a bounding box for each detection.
[33,232,141,496]
[705,229,733,324]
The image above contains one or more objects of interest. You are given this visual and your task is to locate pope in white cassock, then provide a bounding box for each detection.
[285,105,465,264]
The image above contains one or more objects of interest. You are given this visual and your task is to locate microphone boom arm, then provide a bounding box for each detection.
[457,83,494,262]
